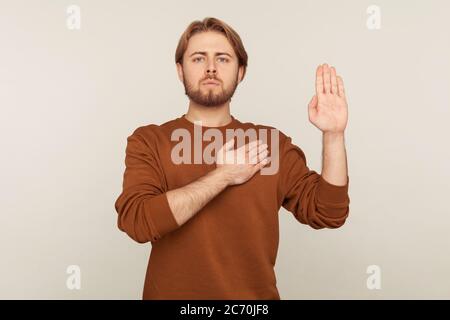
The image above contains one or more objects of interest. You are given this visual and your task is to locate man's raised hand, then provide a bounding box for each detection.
[308,63,348,134]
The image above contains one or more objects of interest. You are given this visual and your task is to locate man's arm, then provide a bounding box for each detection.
[321,132,348,186]
[167,138,269,227]
[115,133,269,243]
[308,63,349,186]
[166,168,231,226]
[279,63,350,229]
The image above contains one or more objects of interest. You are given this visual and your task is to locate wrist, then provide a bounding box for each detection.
[323,131,345,143]
[212,166,233,187]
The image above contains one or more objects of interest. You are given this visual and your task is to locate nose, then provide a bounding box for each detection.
[206,69,216,77]
[206,61,217,76]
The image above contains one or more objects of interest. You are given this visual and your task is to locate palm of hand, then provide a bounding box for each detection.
[308,64,348,134]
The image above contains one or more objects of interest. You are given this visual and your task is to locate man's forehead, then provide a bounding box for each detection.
[186,32,234,55]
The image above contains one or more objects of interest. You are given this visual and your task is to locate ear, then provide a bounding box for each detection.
[238,65,244,83]
[176,62,184,83]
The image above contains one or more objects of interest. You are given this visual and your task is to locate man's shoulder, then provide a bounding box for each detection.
[131,117,179,135]
[125,117,180,146]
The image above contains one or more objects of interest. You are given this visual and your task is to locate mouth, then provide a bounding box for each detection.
[202,80,220,86]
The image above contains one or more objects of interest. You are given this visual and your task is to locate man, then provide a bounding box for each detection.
[114,17,350,300]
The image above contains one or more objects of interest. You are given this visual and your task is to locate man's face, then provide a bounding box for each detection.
[177,31,244,107]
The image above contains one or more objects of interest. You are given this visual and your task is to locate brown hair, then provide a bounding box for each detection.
[175,17,248,80]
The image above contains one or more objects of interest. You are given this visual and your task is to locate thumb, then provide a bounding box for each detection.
[308,95,318,118]
[308,95,318,110]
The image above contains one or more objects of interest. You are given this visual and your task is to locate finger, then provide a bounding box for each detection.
[308,95,318,123]
[248,143,267,164]
[323,63,331,94]
[240,139,260,151]
[337,76,345,97]
[330,66,338,94]
[250,148,268,164]
[315,65,323,95]
[224,137,235,150]
[308,95,317,110]
[221,137,237,163]
[246,140,265,154]
[252,156,271,174]
[234,145,248,164]
[247,143,260,162]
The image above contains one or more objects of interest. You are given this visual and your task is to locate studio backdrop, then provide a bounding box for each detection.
[1,0,449,299]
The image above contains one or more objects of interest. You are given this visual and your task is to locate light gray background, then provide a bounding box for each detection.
[1,0,449,299]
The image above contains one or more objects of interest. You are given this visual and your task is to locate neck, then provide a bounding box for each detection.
[185,100,232,127]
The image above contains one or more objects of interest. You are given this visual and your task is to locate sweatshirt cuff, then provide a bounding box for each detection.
[145,193,179,240]
[317,175,349,204]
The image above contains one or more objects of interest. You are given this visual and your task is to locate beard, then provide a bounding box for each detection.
[183,73,239,107]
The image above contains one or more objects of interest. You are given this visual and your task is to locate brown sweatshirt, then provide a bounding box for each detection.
[114,114,350,300]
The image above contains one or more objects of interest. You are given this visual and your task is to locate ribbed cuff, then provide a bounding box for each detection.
[145,193,179,240]
[317,175,350,204]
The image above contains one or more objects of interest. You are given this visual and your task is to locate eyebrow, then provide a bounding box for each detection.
[189,51,233,58]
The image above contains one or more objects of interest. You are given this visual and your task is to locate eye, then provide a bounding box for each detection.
[218,57,229,63]
[193,57,204,62]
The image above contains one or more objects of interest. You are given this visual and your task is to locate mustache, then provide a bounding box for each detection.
[203,75,220,82]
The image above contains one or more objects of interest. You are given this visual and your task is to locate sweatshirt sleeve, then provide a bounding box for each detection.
[278,133,350,229]
[114,129,179,244]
